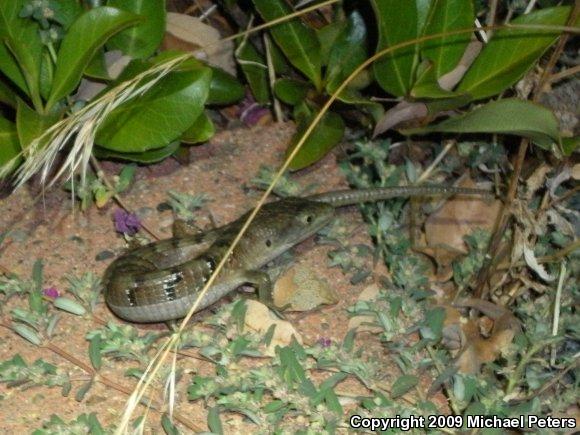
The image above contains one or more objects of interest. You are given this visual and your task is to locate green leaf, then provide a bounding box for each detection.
[342,328,356,353]
[323,388,343,414]
[421,0,474,78]
[32,258,43,291]
[0,0,43,102]
[371,0,418,96]
[88,334,102,371]
[106,0,166,59]
[84,50,110,80]
[75,378,93,402]
[561,136,579,156]
[288,111,345,170]
[236,39,270,104]
[253,0,322,89]
[96,66,212,152]
[274,78,311,105]
[411,61,460,99]
[415,0,432,33]
[423,93,472,114]
[457,6,576,100]
[117,164,136,192]
[12,324,41,345]
[0,78,16,107]
[391,374,419,398]
[420,306,446,340]
[269,37,291,74]
[317,20,346,66]
[207,407,223,434]
[0,116,21,174]
[0,45,27,95]
[334,87,385,122]
[16,99,61,149]
[161,413,180,435]
[93,141,181,163]
[207,66,244,105]
[51,0,83,30]
[47,6,142,109]
[404,98,561,149]
[181,112,215,144]
[53,297,87,316]
[39,51,54,100]
[278,346,307,386]
[325,10,368,94]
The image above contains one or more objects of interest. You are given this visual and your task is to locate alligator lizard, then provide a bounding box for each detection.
[104,185,490,322]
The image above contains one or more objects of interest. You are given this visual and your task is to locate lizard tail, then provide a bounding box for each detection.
[307,185,494,207]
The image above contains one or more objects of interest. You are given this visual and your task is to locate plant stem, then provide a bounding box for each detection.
[90,156,162,240]
[473,4,579,298]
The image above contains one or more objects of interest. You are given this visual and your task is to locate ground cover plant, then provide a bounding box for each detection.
[0,0,578,433]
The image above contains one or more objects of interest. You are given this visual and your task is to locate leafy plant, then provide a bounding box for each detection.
[166,190,209,221]
[240,0,576,168]
[63,163,136,209]
[0,0,243,179]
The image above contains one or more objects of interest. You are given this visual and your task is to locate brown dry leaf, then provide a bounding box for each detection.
[242,300,302,357]
[547,165,576,198]
[438,38,482,90]
[75,51,132,101]
[425,179,501,264]
[272,264,338,312]
[525,163,551,199]
[347,283,383,333]
[372,101,428,137]
[572,164,580,180]
[162,12,235,74]
[452,298,521,374]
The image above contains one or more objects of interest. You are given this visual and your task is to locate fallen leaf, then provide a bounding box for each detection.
[452,298,521,374]
[243,300,302,357]
[162,12,235,74]
[525,163,551,199]
[425,178,501,263]
[373,101,428,137]
[438,38,482,91]
[547,165,575,198]
[523,243,556,282]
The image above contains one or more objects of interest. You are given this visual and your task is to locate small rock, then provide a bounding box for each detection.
[272,264,338,311]
[156,202,172,212]
[95,250,115,261]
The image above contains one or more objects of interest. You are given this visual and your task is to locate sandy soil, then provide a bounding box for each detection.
[0,123,402,432]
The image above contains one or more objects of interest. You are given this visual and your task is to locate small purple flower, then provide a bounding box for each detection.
[317,337,332,348]
[239,92,270,126]
[113,209,141,235]
[43,287,59,299]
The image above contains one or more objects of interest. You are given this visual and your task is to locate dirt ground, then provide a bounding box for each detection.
[0,123,405,432]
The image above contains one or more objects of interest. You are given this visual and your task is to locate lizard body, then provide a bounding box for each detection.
[104,185,490,322]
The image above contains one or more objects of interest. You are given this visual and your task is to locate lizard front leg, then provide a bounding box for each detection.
[172,219,203,238]
[242,270,289,317]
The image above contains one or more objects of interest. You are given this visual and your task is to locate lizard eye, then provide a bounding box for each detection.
[306,215,313,224]
[265,239,272,247]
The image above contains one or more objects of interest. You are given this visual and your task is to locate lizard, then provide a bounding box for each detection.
[104,185,492,323]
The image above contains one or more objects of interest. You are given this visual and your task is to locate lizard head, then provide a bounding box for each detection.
[240,197,334,264]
